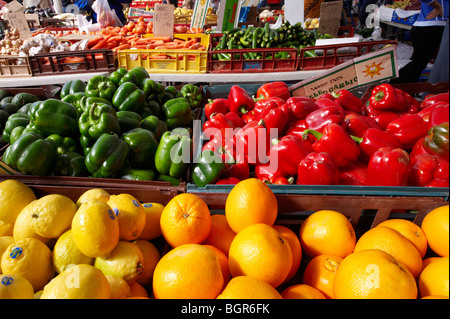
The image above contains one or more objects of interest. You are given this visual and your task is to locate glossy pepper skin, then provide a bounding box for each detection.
[303,123,360,168]
[29,99,78,137]
[116,111,142,134]
[203,113,238,142]
[228,85,255,115]
[109,67,128,87]
[255,162,285,183]
[305,105,344,133]
[3,131,56,176]
[141,115,168,141]
[127,67,150,89]
[53,151,88,177]
[286,96,318,120]
[79,103,120,140]
[385,114,429,150]
[242,98,279,124]
[85,133,129,178]
[339,161,368,186]
[428,103,449,128]
[408,153,449,187]
[259,103,291,136]
[60,80,86,99]
[121,127,158,169]
[369,84,408,111]
[256,81,291,101]
[297,152,340,185]
[162,97,193,129]
[204,98,229,120]
[46,134,78,155]
[112,82,146,113]
[120,167,155,181]
[141,78,165,102]
[1,113,30,144]
[61,92,86,116]
[332,89,363,114]
[269,134,312,177]
[423,122,449,161]
[225,111,245,128]
[79,96,113,112]
[343,113,381,138]
[155,130,192,178]
[351,128,402,162]
[366,147,410,186]
[363,103,400,130]
[234,121,270,165]
[85,76,117,102]
[420,92,449,110]
[180,84,202,109]
[192,149,226,187]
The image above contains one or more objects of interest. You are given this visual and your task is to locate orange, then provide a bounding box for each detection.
[421,205,449,257]
[422,256,442,272]
[281,284,326,299]
[421,295,449,299]
[225,178,277,233]
[160,194,211,248]
[299,210,356,258]
[204,244,231,288]
[203,214,236,256]
[302,254,343,299]
[418,256,449,298]
[217,276,283,299]
[138,202,165,240]
[377,219,428,258]
[354,226,422,278]
[129,281,150,298]
[228,223,292,288]
[153,244,223,299]
[273,225,302,283]
[333,249,418,299]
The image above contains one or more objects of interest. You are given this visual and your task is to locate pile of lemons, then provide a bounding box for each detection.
[0,179,163,299]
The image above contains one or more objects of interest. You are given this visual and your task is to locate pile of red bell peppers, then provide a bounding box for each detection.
[200,81,449,187]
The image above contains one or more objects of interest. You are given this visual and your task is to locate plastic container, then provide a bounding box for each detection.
[28,49,116,76]
[297,40,398,70]
[0,56,32,77]
[130,1,163,9]
[117,34,209,73]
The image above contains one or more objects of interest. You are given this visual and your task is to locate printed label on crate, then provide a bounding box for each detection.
[129,7,154,17]
[191,0,211,29]
[243,61,262,70]
[290,46,398,98]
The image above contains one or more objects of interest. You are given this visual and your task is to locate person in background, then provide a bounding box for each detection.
[74,0,96,22]
[428,18,449,83]
[391,0,449,84]
[61,0,74,12]
[163,0,179,7]
[108,0,132,25]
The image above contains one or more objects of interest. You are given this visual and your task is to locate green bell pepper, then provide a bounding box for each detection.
[79,103,120,140]
[28,99,78,137]
[109,67,128,87]
[3,131,57,176]
[85,133,129,178]
[8,126,39,145]
[46,134,78,155]
[60,80,86,99]
[85,76,117,102]
[155,129,192,178]
[122,127,158,169]
[156,174,181,186]
[141,78,165,101]
[1,113,30,144]
[61,92,86,116]
[112,82,146,113]
[80,135,94,156]
[116,110,142,134]
[191,149,226,187]
[128,67,150,89]
[141,115,167,141]
[119,71,138,86]
[424,122,449,160]
[180,84,202,109]
[162,97,192,129]
[53,151,88,177]
[120,167,155,181]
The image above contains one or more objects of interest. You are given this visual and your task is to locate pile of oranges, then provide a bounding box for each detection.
[0,178,448,299]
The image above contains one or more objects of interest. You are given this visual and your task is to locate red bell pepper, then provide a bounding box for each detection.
[216,177,241,185]
[339,161,368,186]
[423,122,449,161]
[242,98,279,124]
[297,152,340,185]
[202,136,237,165]
[398,93,420,115]
[285,119,315,146]
[369,84,408,111]
[410,137,429,159]
[315,97,344,112]
[417,104,436,124]
[256,81,291,101]
[272,176,295,185]
[408,153,449,187]
[204,98,229,120]
[259,103,291,136]
[302,123,360,168]
[420,92,449,110]
[332,89,364,114]
[286,96,318,120]
[318,93,336,101]
[385,114,429,150]
[343,113,381,138]
[363,103,400,130]
[269,134,312,177]
[233,121,270,165]
[255,163,285,183]
[228,85,255,115]
[305,105,345,133]
[223,161,250,181]
[366,147,410,186]
[225,111,246,128]
[351,128,402,163]
[202,112,238,141]
[428,103,449,128]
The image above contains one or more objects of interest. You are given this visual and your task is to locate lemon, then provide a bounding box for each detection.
[12,200,50,244]
[107,194,146,241]
[0,236,14,274]
[133,239,160,286]
[34,290,43,299]
[106,275,131,299]
[22,194,77,239]
[0,180,36,236]
[1,238,54,291]
[76,189,110,207]
[138,202,165,240]
[52,229,94,274]
[95,241,144,283]
[71,199,120,258]
[40,264,111,299]
[0,273,35,299]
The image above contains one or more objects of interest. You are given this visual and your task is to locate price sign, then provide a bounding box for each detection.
[154,3,174,38]
[190,0,211,30]
[5,11,32,40]
[217,0,240,32]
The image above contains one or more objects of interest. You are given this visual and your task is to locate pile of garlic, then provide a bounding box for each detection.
[0,28,24,56]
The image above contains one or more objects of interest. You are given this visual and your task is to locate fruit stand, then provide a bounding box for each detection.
[0,0,449,305]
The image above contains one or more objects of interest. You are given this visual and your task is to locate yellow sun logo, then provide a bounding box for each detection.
[362,62,385,79]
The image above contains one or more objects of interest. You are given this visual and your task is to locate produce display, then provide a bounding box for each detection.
[0,178,448,299]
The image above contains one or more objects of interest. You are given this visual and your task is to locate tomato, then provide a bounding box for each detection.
[136,25,146,35]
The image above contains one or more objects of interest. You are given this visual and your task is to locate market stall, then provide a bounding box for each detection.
[0,0,449,304]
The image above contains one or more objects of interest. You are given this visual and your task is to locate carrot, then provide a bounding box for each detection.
[87,36,103,49]
[108,36,124,43]
[113,44,131,51]
[189,43,204,50]
[149,36,172,42]
[183,39,197,48]
[91,34,112,49]
[106,41,119,49]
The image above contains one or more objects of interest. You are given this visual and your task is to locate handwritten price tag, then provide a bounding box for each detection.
[154,3,174,38]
